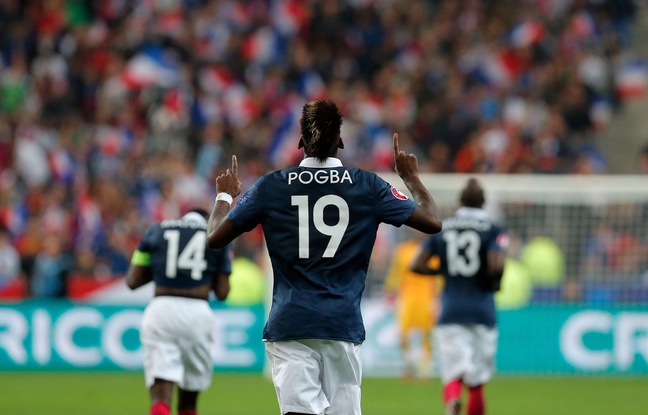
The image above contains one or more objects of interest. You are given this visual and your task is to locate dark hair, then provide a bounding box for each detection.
[459,178,485,208]
[300,100,343,161]
[187,208,209,220]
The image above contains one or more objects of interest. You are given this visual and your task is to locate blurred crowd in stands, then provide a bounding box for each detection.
[0,0,645,297]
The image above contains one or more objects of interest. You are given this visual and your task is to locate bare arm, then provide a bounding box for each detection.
[207,155,244,249]
[125,264,153,290]
[211,272,230,301]
[409,246,438,275]
[393,134,443,234]
[485,250,506,291]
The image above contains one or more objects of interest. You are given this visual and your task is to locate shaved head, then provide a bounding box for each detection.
[460,178,485,208]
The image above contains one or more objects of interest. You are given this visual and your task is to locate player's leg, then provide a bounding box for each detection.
[266,340,329,415]
[177,388,199,415]
[435,325,468,415]
[467,384,484,415]
[400,328,415,379]
[319,340,362,415]
[176,300,217,415]
[149,379,174,415]
[464,325,498,415]
[141,299,185,415]
[417,326,433,379]
[399,307,416,380]
[443,379,463,415]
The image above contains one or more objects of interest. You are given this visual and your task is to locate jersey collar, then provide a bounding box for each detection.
[182,212,208,225]
[456,207,489,220]
[299,157,343,168]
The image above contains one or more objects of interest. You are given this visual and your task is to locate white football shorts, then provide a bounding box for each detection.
[265,339,362,415]
[140,296,215,391]
[435,324,498,387]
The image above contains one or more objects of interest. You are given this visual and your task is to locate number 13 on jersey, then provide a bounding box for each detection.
[443,229,481,277]
[292,195,349,259]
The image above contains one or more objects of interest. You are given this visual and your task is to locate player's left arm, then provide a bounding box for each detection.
[485,229,509,291]
[210,246,232,301]
[212,272,230,301]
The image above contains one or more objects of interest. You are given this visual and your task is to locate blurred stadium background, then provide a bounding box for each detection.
[1,0,648,414]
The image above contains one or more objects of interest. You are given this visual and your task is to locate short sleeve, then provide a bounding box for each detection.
[373,175,417,226]
[227,176,266,232]
[137,224,160,253]
[131,224,160,266]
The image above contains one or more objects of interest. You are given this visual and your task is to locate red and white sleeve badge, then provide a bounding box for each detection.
[497,233,510,249]
[391,186,409,200]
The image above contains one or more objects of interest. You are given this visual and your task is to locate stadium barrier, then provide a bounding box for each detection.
[0,301,265,372]
[1,299,647,375]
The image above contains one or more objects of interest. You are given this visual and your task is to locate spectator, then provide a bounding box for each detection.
[30,234,72,298]
[638,143,648,173]
[0,0,643,282]
[0,226,20,287]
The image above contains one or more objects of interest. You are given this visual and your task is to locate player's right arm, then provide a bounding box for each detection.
[207,155,244,249]
[410,248,436,275]
[126,261,153,290]
[126,226,157,289]
[393,134,442,234]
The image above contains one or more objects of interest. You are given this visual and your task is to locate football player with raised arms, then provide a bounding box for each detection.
[206,99,442,415]
[410,178,508,415]
[126,208,232,415]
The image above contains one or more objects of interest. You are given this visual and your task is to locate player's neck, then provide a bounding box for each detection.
[300,157,343,168]
[456,207,487,219]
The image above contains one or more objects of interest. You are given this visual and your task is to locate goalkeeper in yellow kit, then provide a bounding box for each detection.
[384,233,442,379]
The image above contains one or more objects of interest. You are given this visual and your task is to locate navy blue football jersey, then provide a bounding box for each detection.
[135,213,231,288]
[227,158,417,343]
[422,207,508,326]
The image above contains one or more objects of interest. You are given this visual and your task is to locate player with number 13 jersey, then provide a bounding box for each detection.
[411,178,508,415]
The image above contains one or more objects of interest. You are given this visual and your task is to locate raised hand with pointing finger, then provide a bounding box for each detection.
[393,133,419,181]
[208,155,244,249]
[215,155,242,198]
[392,132,442,234]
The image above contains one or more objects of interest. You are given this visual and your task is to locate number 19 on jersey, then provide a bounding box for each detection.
[291,195,349,259]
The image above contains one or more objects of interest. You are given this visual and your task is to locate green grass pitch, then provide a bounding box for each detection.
[1,372,644,415]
